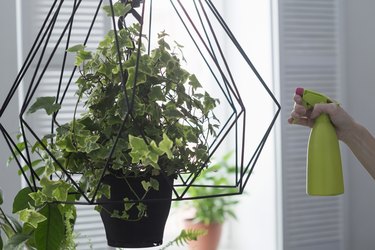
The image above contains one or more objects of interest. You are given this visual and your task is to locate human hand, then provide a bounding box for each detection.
[288,93,356,142]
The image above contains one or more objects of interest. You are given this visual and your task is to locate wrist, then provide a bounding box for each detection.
[340,121,365,145]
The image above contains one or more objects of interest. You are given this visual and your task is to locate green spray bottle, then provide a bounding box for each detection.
[296,87,344,196]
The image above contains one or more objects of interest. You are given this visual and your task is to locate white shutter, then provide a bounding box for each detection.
[19,1,109,249]
[278,0,344,250]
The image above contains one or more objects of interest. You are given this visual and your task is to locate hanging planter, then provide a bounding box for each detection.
[100,172,174,247]
[0,0,280,248]
[1,1,220,248]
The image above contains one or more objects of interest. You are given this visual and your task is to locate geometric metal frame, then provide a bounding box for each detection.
[0,0,281,204]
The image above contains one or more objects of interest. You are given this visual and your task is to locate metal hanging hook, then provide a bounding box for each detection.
[118,0,143,29]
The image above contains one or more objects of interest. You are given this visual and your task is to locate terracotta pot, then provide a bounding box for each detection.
[184,220,223,250]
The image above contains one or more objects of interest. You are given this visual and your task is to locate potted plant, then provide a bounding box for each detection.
[8,1,220,248]
[0,186,76,250]
[177,152,239,250]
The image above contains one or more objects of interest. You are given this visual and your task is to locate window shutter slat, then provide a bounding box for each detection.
[279,0,344,249]
[21,1,108,249]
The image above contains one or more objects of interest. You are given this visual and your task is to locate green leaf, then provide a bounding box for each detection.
[17,159,44,176]
[164,103,183,119]
[7,141,26,166]
[128,135,148,163]
[159,133,173,159]
[0,235,3,250]
[35,204,65,250]
[29,191,48,207]
[12,187,34,213]
[103,2,132,17]
[203,91,217,114]
[141,178,159,192]
[1,224,15,239]
[149,178,159,191]
[136,203,147,218]
[3,233,30,250]
[188,74,201,89]
[159,229,206,250]
[75,50,92,66]
[0,188,3,205]
[84,134,100,153]
[39,177,72,202]
[7,216,23,233]
[141,180,152,191]
[148,86,164,101]
[125,67,147,89]
[66,44,85,53]
[27,96,61,115]
[18,209,46,228]
[123,198,135,212]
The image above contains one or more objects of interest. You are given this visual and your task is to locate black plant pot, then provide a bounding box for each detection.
[99,173,174,248]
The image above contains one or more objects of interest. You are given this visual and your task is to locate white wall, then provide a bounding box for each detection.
[0,0,22,214]
[342,0,375,249]
[222,1,277,249]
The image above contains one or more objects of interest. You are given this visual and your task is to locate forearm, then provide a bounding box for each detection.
[342,122,375,179]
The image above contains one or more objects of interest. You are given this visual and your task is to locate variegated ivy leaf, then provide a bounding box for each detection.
[29,190,48,207]
[125,67,147,90]
[66,44,85,53]
[18,209,46,228]
[75,49,92,66]
[149,177,160,191]
[188,74,202,90]
[102,2,132,17]
[149,141,163,162]
[159,133,173,159]
[128,135,149,164]
[141,178,159,192]
[39,177,72,202]
[27,96,61,115]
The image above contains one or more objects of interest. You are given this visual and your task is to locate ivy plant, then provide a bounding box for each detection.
[0,187,76,250]
[9,0,219,230]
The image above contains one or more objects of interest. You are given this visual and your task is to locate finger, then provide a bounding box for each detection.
[293,94,303,104]
[293,104,307,116]
[288,116,311,127]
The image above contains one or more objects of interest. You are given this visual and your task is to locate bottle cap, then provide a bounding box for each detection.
[296,87,304,96]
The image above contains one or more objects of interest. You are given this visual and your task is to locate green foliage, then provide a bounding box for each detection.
[12,187,35,213]
[18,209,46,229]
[34,204,65,250]
[178,152,240,225]
[0,186,76,250]
[19,5,218,222]
[27,96,61,115]
[5,1,220,248]
[0,188,3,205]
[3,233,30,250]
[159,229,207,250]
[102,1,132,17]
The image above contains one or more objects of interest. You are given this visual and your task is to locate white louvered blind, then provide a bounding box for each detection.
[278,0,344,250]
[19,1,109,249]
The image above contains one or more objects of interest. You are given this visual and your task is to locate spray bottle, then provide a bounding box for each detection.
[295,87,344,196]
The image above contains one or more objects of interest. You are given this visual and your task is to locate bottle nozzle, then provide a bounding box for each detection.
[295,87,332,109]
[296,87,304,97]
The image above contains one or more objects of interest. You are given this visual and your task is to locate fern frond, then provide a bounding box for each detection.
[159,229,207,250]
